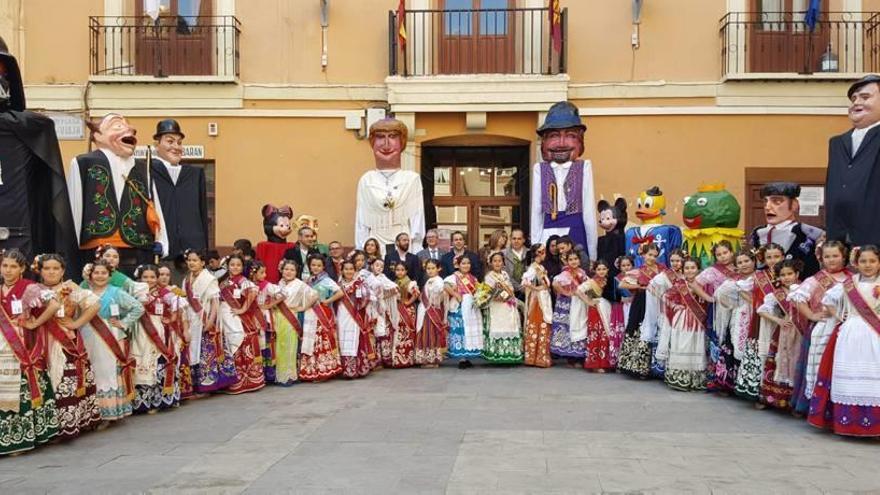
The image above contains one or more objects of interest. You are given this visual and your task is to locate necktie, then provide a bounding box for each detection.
[767,226,775,246]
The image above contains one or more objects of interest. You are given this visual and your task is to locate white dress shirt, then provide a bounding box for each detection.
[157,155,182,185]
[851,120,880,156]
[529,160,598,259]
[67,148,169,256]
[756,219,797,252]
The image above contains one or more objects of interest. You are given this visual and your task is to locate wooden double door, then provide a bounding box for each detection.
[439,0,516,74]
[748,0,830,73]
[135,0,213,76]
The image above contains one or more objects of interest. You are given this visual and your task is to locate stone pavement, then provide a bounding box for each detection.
[1,364,877,494]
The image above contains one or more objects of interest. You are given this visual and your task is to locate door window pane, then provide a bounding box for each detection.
[480,0,508,35]
[436,205,468,224]
[494,167,517,196]
[434,167,453,196]
[456,167,492,196]
[478,205,515,224]
[444,0,473,36]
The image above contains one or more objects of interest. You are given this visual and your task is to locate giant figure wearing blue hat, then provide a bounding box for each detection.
[530,101,597,260]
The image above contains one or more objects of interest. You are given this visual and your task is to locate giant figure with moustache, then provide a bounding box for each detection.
[67,113,168,275]
[530,101,598,260]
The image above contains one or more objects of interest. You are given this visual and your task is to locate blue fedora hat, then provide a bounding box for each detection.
[537,101,586,135]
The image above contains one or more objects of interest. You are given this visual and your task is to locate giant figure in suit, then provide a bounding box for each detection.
[825,74,880,246]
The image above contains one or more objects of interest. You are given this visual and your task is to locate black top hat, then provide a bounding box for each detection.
[848,74,880,99]
[153,119,185,140]
[760,182,801,199]
[537,101,586,135]
[0,36,25,112]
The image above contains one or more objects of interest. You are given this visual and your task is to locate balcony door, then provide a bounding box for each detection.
[135,0,213,76]
[749,0,830,73]
[422,146,529,251]
[439,0,516,74]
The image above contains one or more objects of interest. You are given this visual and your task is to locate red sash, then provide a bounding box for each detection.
[339,283,376,359]
[276,300,304,339]
[714,263,738,281]
[184,278,204,314]
[844,277,880,338]
[220,282,264,330]
[456,273,477,295]
[814,270,838,291]
[754,270,775,299]
[397,301,417,330]
[89,314,136,401]
[38,304,89,397]
[0,307,45,407]
[671,275,707,323]
[420,290,448,332]
[636,265,661,287]
[139,297,177,394]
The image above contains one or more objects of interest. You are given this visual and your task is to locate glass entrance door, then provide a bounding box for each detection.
[422,146,530,251]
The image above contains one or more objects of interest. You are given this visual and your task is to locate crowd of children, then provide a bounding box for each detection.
[0,233,878,456]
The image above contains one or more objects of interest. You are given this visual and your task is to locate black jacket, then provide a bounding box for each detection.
[151,159,209,258]
[440,250,484,281]
[384,249,422,282]
[825,127,880,246]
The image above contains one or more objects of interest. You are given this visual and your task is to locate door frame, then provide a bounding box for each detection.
[744,167,826,234]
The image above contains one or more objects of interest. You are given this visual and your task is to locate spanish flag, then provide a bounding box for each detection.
[549,0,562,53]
[397,0,407,47]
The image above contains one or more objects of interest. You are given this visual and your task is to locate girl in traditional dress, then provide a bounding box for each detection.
[392,262,417,368]
[269,260,312,385]
[551,252,589,365]
[809,245,880,438]
[654,257,709,391]
[183,249,236,394]
[0,249,59,454]
[712,250,761,401]
[444,256,483,369]
[617,244,663,378]
[584,260,614,372]
[79,259,144,423]
[300,254,343,381]
[218,254,266,394]
[650,250,685,378]
[415,259,447,367]
[252,261,278,384]
[757,259,808,409]
[157,264,193,400]
[694,240,738,392]
[131,264,180,413]
[366,258,398,368]
[608,255,635,367]
[521,244,553,368]
[789,241,850,416]
[28,255,101,440]
[337,260,374,378]
[482,252,524,365]
[363,238,382,265]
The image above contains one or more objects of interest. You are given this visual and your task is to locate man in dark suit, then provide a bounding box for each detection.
[440,231,484,280]
[416,229,448,265]
[151,119,209,260]
[384,232,422,281]
[826,74,880,247]
[283,226,322,280]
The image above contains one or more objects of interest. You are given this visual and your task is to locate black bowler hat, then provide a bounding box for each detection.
[760,182,801,199]
[153,119,185,140]
[847,74,880,99]
[537,101,586,135]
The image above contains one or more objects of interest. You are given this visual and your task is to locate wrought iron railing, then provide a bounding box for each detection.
[89,16,240,78]
[389,7,566,76]
[720,11,880,76]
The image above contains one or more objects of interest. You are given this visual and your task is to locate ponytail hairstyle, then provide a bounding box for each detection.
[855,244,880,262]
[183,248,208,263]
[248,260,266,281]
[278,259,301,280]
[821,239,849,260]
[772,258,804,278]
[34,253,66,272]
[638,242,660,257]
[757,242,785,265]
[423,258,442,271]
[90,258,115,278]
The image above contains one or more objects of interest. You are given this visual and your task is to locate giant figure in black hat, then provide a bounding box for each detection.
[750,182,823,278]
[530,101,597,259]
[825,74,880,246]
[150,119,210,259]
[0,36,80,272]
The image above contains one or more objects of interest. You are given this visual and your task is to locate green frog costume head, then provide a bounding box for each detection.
[681,183,744,267]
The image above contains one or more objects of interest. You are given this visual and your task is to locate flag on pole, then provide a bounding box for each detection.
[549,0,562,53]
[397,0,407,47]
[804,0,821,32]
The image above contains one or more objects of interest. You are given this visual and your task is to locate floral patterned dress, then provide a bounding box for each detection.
[219,275,266,394]
[299,273,343,381]
[482,270,524,364]
[550,267,588,359]
[521,264,553,368]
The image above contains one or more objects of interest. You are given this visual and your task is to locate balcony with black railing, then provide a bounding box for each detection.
[89,15,240,79]
[389,7,566,77]
[721,11,880,77]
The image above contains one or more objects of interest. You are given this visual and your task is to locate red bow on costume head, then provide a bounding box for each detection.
[261,204,293,219]
[632,234,655,245]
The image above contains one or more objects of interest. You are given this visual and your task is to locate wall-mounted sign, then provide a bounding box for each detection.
[134,145,206,160]
[46,113,85,141]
